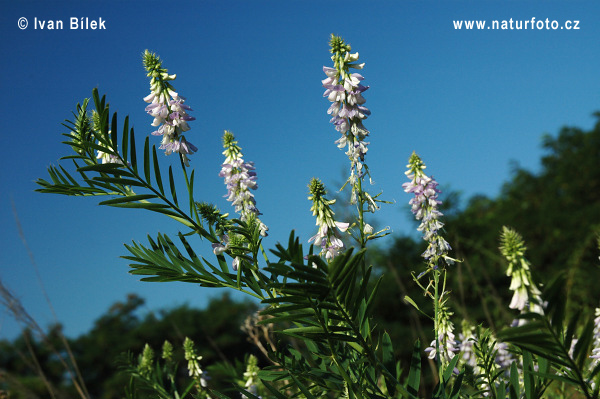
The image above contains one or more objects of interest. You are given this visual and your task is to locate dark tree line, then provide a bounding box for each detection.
[0,293,258,398]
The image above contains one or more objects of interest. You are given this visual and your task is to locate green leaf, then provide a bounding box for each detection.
[509,361,520,399]
[152,145,164,195]
[261,381,288,399]
[130,126,138,173]
[522,350,534,399]
[449,372,464,399]
[380,331,395,395]
[110,112,118,150]
[99,194,158,205]
[406,339,421,397]
[282,326,325,335]
[168,165,178,205]
[77,162,126,173]
[108,202,171,210]
[92,88,100,110]
[143,136,151,183]
[92,176,145,187]
[442,354,460,382]
[121,116,129,163]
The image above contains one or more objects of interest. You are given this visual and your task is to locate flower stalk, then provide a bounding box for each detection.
[323,34,385,249]
[403,152,458,382]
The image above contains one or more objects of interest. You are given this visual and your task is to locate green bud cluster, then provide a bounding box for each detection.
[68,100,93,155]
[406,151,426,178]
[162,340,173,362]
[183,337,197,360]
[499,226,542,313]
[328,34,362,79]
[143,50,168,79]
[142,49,177,106]
[197,202,230,234]
[499,226,527,265]
[222,130,243,163]
[138,343,154,377]
[242,354,260,390]
[329,34,351,55]
[90,110,101,132]
[308,177,330,203]
[308,178,338,230]
[183,337,204,379]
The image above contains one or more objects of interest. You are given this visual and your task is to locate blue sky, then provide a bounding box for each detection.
[1,0,599,340]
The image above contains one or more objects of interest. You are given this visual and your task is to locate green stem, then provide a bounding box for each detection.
[433,268,443,386]
[356,172,366,250]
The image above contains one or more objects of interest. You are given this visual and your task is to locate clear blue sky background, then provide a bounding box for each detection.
[1,0,599,340]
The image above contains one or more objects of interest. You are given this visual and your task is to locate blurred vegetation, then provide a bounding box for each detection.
[1,115,599,397]
[0,293,258,398]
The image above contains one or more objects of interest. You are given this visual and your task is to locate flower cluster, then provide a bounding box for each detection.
[499,226,543,314]
[219,131,268,237]
[458,321,477,368]
[96,149,123,165]
[402,152,453,268]
[425,302,458,369]
[322,34,371,201]
[307,178,349,260]
[211,234,243,271]
[591,307,600,363]
[161,340,173,362]
[183,337,205,383]
[241,354,260,398]
[143,50,197,166]
[138,344,154,378]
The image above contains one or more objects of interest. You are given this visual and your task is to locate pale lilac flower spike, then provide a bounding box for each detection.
[220,131,268,237]
[403,152,454,268]
[143,50,197,166]
[323,35,371,203]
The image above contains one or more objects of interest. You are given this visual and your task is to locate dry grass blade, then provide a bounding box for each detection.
[6,197,91,399]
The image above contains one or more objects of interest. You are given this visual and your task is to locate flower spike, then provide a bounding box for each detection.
[403,152,455,270]
[499,226,543,314]
[143,50,197,166]
[323,35,372,202]
[307,178,349,260]
[219,131,268,237]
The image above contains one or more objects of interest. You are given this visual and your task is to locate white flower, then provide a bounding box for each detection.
[212,235,229,255]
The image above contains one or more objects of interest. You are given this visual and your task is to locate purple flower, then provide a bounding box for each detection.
[143,50,197,166]
[403,152,454,267]
[220,131,268,237]
[323,35,372,202]
[424,304,458,369]
[307,178,349,260]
